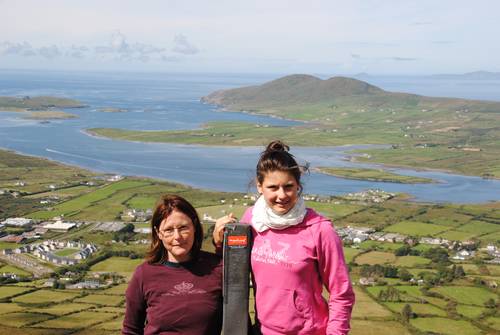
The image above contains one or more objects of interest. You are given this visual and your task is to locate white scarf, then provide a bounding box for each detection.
[251,195,306,232]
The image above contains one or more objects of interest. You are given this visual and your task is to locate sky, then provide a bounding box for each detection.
[0,0,499,75]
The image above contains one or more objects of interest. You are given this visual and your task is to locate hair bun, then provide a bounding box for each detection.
[265,140,289,153]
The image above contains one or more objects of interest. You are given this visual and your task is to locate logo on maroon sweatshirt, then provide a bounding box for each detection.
[163,281,207,296]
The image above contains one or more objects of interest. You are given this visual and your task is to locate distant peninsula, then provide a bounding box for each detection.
[0,96,84,120]
[87,74,500,179]
[315,167,435,184]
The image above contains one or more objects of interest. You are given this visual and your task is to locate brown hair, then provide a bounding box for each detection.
[145,194,203,264]
[256,140,308,190]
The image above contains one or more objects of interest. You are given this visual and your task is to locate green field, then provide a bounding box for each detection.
[89,257,143,278]
[410,317,481,335]
[99,284,128,296]
[307,201,364,221]
[53,248,79,257]
[483,317,500,331]
[0,312,51,327]
[0,302,25,314]
[457,220,500,234]
[91,318,123,331]
[431,286,498,306]
[436,230,478,241]
[351,287,392,318]
[0,265,31,276]
[394,256,431,267]
[350,320,411,335]
[355,251,396,265]
[36,310,115,329]
[383,302,446,316]
[0,286,33,300]
[343,247,362,263]
[12,290,80,305]
[383,220,449,236]
[27,303,92,316]
[73,294,124,307]
[0,312,53,327]
[316,167,434,184]
[456,304,486,319]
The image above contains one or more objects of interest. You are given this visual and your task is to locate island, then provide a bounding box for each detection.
[0,96,85,120]
[86,74,500,179]
[98,107,128,113]
[315,167,434,184]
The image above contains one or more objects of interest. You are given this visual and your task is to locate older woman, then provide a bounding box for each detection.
[123,194,222,335]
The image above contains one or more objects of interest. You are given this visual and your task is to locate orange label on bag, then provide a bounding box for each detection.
[227,235,247,246]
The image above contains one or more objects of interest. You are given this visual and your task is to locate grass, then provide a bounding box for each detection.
[456,304,486,319]
[383,220,449,236]
[436,230,478,241]
[483,317,500,331]
[355,251,396,265]
[431,286,498,306]
[457,220,500,234]
[383,302,446,316]
[351,287,392,318]
[0,312,53,327]
[306,201,364,220]
[343,247,362,263]
[394,256,431,267]
[410,317,481,335]
[36,310,115,329]
[28,179,152,220]
[0,303,25,314]
[0,286,33,300]
[53,248,79,257]
[99,284,128,296]
[316,167,434,184]
[89,257,143,278]
[27,303,93,316]
[358,240,405,251]
[350,320,411,335]
[91,318,123,330]
[12,290,80,305]
[0,265,31,276]
[73,294,123,307]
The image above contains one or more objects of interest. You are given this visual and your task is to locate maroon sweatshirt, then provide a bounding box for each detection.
[122,251,222,335]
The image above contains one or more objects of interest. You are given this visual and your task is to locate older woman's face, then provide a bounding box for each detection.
[157,210,195,263]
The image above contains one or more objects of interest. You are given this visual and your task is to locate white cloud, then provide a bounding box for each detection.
[38,45,61,59]
[172,34,199,55]
[0,41,36,56]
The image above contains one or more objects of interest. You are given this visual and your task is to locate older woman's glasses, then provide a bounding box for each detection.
[157,225,192,238]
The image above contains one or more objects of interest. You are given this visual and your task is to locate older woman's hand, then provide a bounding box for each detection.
[213,213,237,247]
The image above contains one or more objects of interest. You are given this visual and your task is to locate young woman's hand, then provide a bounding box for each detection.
[213,213,237,247]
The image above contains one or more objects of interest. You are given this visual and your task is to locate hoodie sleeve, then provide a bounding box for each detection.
[316,220,355,335]
[122,264,147,335]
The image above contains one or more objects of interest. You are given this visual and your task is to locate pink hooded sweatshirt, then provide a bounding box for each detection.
[241,207,354,335]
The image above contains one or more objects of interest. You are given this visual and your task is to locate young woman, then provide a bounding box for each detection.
[214,141,354,335]
[123,195,222,335]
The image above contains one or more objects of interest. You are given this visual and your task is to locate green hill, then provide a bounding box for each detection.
[201,74,500,119]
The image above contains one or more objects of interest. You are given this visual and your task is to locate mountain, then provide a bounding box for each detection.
[202,74,384,108]
[201,74,500,119]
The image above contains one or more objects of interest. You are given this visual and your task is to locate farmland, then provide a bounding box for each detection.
[0,149,499,334]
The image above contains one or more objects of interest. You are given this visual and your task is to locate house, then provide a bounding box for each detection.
[2,218,33,226]
[452,250,475,260]
[43,220,76,231]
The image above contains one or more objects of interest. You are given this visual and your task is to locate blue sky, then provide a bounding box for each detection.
[0,0,498,75]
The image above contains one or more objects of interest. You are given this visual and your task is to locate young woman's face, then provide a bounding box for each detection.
[257,170,300,215]
[157,210,195,263]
